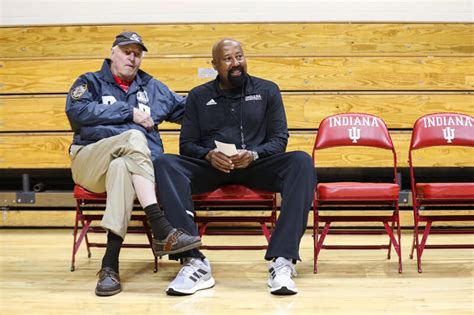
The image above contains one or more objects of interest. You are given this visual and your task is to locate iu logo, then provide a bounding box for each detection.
[348,127,361,143]
[442,127,455,143]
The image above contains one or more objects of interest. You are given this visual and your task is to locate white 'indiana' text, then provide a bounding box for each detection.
[329,116,380,128]
[422,116,473,128]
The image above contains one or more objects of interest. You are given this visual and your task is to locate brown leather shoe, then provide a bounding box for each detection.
[153,228,201,256]
[95,267,121,296]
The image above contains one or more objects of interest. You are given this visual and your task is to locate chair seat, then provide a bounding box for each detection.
[317,182,400,201]
[71,185,157,272]
[416,183,474,200]
[192,185,274,202]
[73,185,107,200]
[192,185,276,250]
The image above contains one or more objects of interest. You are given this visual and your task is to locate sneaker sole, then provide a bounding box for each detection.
[154,240,202,257]
[166,276,215,296]
[95,287,122,297]
[270,286,298,295]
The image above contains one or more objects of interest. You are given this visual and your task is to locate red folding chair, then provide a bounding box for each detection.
[71,185,158,272]
[409,112,474,273]
[312,113,402,273]
[193,185,277,250]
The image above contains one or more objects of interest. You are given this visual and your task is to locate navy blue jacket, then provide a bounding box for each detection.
[180,75,288,159]
[65,59,185,159]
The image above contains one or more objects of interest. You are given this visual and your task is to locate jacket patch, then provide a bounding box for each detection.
[138,103,151,114]
[102,95,117,105]
[137,91,149,104]
[71,84,87,100]
[245,94,262,101]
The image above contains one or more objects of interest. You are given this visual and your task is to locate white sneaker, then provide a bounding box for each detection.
[166,257,215,296]
[267,257,298,295]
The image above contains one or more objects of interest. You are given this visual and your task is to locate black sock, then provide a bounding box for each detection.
[144,203,174,240]
[101,232,123,273]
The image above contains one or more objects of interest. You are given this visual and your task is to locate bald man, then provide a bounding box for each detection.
[153,39,317,295]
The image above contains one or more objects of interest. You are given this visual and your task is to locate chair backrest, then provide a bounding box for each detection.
[410,112,474,150]
[313,114,397,182]
[314,113,394,151]
[409,113,474,197]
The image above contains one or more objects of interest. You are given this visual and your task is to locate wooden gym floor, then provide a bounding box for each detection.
[0,229,472,315]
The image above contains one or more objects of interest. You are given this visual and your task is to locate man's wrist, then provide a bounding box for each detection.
[205,150,213,162]
[250,151,259,161]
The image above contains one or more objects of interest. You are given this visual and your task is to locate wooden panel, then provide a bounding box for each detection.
[284,93,474,129]
[0,133,73,169]
[0,96,70,131]
[2,93,472,132]
[1,24,472,58]
[1,132,473,169]
[1,57,473,94]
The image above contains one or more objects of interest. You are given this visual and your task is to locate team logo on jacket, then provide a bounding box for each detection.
[71,84,87,100]
[245,94,262,101]
[206,99,217,106]
[137,91,149,104]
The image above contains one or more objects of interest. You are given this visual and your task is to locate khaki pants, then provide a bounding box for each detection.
[70,130,154,238]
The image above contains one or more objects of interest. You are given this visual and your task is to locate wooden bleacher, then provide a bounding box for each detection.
[0,23,473,226]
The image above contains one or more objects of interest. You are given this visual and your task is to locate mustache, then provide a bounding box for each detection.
[229,66,243,73]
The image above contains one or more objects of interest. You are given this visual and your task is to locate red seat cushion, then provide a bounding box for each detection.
[192,185,274,202]
[416,183,474,200]
[317,182,399,201]
[73,185,107,200]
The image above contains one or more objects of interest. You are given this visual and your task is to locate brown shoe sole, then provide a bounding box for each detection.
[95,287,122,297]
[153,240,202,257]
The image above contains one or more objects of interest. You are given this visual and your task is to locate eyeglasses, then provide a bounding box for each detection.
[118,45,144,58]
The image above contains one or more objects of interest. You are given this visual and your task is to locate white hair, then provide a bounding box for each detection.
[111,45,146,58]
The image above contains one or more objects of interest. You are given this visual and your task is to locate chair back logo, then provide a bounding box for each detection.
[422,116,472,128]
[442,127,455,143]
[348,127,361,143]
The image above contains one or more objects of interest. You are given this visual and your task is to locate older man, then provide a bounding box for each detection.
[65,31,201,296]
[153,38,317,295]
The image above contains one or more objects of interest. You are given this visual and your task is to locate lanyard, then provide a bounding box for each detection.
[221,81,246,149]
[240,83,246,149]
[240,126,246,149]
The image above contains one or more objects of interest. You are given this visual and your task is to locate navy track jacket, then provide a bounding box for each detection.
[180,75,289,159]
[65,59,185,159]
